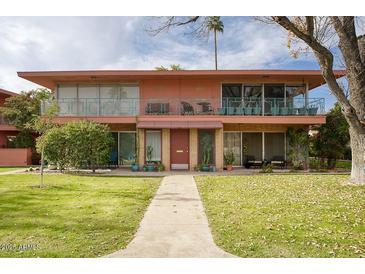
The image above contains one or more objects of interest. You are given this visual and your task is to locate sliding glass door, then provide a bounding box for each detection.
[145,130,162,162]
[264,133,285,161]
[242,133,263,164]
[110,131,136,166]
[119,132,136,165]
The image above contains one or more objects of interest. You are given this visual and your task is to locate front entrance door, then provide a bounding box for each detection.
[170,129,189,170]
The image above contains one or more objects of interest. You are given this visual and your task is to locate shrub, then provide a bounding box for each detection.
[37,120,113,172]
[261,163,273,173]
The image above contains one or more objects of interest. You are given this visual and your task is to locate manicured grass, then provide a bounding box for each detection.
[0,174,160,257]
[196,175,365,258]
[0,167,26,173]
[309,158,352,171]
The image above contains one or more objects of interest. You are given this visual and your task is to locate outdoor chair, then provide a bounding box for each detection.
[307,106,318,115]
[271,106,280,115]
[252,106,261,115]
[218,107,226,115]
[197,102,214,114]
[244,155,263,169]
[145,103,169,114]
[235,107,245,115]
[297,107,307,115]
[280,107,290,115]
[227,107,235,115]
[180,101,195,115]
[270,155,286,169]
[244,107,253,115]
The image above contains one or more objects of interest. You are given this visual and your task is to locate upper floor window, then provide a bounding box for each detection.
[222,84,242,98]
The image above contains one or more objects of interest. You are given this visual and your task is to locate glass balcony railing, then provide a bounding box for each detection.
[41,97,325,117]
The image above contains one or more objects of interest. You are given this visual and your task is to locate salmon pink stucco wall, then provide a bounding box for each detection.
[0,93,9,105]
[139,78,221,114]
[0,148,32,166]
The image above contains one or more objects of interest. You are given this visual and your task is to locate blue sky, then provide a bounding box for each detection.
[0,16,344,110]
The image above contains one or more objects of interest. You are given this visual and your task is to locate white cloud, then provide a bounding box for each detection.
[0,16,316,92]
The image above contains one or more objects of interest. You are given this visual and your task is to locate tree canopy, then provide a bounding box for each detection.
[311,103,350,168]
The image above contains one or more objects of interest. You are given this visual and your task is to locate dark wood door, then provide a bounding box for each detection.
[170,129,189,170]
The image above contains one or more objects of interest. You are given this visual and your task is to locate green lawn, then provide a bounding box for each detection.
[0,167,26,173]
[196,174,365,258]
[0,174,160,258]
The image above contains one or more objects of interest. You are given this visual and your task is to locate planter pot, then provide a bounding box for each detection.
[131,164,139,172]
[210,166,216,172]
[226,165,233,171]
[201,165,210,172]
[146,164,155,172]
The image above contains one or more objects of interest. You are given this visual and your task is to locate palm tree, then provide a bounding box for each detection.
[207,16,224,70]
[155,64,183,71]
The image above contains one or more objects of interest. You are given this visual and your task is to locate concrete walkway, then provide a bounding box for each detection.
[0,168,27,175]
[107,175,234,258]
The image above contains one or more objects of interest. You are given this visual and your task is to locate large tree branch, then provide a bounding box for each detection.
[147,16,201,36]
[305,16,314,37]
[272,16,362,126]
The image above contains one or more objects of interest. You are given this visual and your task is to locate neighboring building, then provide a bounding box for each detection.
[0,88,32,166]
[0,88,19,148]
[18,70,345,170]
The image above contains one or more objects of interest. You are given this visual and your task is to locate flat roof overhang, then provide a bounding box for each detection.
[17,69,346,90]
[0,88,18,97]
[0,125,19,131]
[49,115,326,125]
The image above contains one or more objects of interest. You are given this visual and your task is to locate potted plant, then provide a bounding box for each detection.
[146,145,155,171]
[157,162,165,172]
[201,147,211,172]
[130,153,139,172]
[224,150,235,171]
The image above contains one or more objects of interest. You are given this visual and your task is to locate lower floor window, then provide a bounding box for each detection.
[223,132,241,166]
[145,130,161,162]
[198,130,215,165]
[224,132,286,166]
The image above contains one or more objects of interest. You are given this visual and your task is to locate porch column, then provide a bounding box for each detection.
[215,128,224,171]
[162,128,170,171]
[189,128,198,171]
[137,128,145,168]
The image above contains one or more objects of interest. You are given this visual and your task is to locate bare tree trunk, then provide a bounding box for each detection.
[349,126,365,183]
[40,146,44,188]
[214,30,218,70]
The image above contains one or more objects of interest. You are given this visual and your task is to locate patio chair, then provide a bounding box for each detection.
[252,106,261,115]
[227,107,235,115]
[197,102,214,114]
[280,107,289,115]
[146,103,161,114]
[180,101,194,115]
[244,155,263,169]
[218,107,226,115]
[235,107,245,115]
[244,107,253,115]
[307,106,318,115]
[297,107,306,115]
[270,155,286,169]
[271,106,280,115]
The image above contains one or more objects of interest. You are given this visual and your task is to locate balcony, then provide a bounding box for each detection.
[41,97,325,117]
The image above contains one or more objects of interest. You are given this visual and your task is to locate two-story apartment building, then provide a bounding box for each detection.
[0,88,20,148]
[18,70,345,171]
